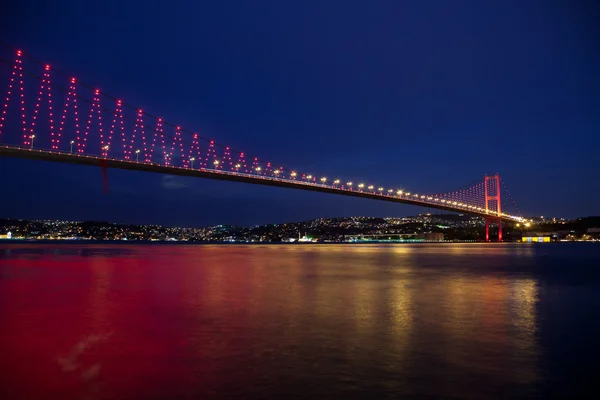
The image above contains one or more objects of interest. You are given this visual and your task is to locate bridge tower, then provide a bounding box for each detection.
[484,174,502,242]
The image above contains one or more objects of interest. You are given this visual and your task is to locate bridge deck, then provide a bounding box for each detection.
[0,145,517,222]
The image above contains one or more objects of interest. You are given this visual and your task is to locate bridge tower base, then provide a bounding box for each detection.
[484,174,502,242]
[485,218,502,242]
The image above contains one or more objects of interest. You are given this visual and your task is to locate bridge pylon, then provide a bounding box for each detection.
[484,174,502,242]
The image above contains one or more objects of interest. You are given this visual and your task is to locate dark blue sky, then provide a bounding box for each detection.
[1,0,598,227]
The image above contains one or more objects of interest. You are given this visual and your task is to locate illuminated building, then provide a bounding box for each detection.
[521,233,552,243]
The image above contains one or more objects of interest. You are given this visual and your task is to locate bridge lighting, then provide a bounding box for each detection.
[190,157,196,168]
[333,179,340,184]
[358,183,365,189]
[213,160,220,166]
[290,171,297,178]
[135,149,141,162]
[234,163,241,169]
[320,177,326,183]
[274,170,280,175]
[69,140,75,154]
[30,135,35,150]
[306,175,313,180]
[378,187,384,192]
[441,199,446,203]
[347,182,353,186]
[388,189,393,193]
[368,185,374,190]
[420,195,425,199]
[255,166,261,172]
[413,194,419,197]
[397,190,403,195]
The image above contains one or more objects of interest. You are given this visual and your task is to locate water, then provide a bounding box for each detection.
[1,243,599,399]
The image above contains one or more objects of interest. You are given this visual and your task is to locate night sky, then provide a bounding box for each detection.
[1,0,598,227]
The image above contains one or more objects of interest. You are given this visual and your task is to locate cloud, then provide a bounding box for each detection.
[161,176,189,190]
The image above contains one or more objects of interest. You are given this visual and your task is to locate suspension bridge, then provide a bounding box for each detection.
[0,45,525,241]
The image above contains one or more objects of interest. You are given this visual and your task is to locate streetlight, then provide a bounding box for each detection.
[358,183,365,189]
[135,149,141,162]
[290,171,297,178]
[102,145,109,157]
[320,177,327,183]
[368,185,374,191]
[255,166,261,173]
[306,175,313,180]
[190,157,195,169]
[30,135,35,150]
[70,140,75,154]
[333,179,340,185]
[274,170,281,176]
[213,159,220,168]
[234,163,241,171]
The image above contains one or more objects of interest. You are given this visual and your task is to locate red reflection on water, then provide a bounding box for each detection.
[0,243,541,399]
[0,246,197,399]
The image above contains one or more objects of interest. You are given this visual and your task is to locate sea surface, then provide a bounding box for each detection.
[1,243,599,399]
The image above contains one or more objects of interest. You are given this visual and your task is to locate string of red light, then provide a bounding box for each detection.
[0,44,523,218]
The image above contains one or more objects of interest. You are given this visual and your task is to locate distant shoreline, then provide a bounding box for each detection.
[1,239,596,245]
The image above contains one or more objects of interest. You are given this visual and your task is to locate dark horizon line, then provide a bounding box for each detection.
[1,214,595,232]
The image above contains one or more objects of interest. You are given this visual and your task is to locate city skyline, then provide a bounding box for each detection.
[1,0,599,226]
[3,214,597,243]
